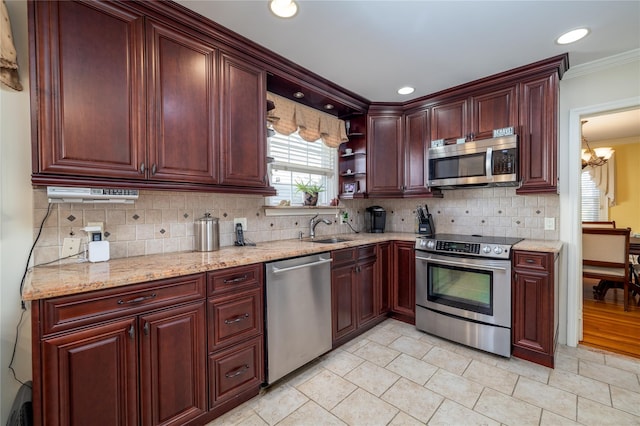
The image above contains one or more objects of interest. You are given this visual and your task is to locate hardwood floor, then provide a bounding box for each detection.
[581,277,640,358]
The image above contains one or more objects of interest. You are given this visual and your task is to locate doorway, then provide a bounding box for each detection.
[578,107,640,357]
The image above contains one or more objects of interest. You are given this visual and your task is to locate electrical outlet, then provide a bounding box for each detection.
[544,217,555,231]
[62,237,82,258]
[341,212,348,224]
[233,217,248,231]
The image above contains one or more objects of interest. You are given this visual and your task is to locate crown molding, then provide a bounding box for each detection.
[564,49,640,80]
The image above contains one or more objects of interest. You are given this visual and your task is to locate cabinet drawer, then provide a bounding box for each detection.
[514,251,550,271]
[358,244,376,260]
[41,273,206,335]
[208,336,263,408]
[208,264,262,296]
[332,247,357,266]
[208,287,263,352]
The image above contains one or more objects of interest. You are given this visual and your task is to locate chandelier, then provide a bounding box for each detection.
[581,120,611,169]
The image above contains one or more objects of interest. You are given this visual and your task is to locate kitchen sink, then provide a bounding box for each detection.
[310,237,351,244]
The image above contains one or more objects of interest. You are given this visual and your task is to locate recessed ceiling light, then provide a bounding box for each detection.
[269,0,298,19]
[293,91,304,98]
[324,104,334,110]
[556,28,589,45]
[397,86,415,95]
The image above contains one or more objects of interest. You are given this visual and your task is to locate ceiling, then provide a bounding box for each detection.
[174,0,640,139]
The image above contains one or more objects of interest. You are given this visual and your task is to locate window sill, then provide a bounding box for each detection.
[263,206,340,217]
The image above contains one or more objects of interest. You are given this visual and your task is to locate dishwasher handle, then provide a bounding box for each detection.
[271,257,332,274]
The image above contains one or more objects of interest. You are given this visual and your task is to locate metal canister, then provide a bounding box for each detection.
[194,213,219,252]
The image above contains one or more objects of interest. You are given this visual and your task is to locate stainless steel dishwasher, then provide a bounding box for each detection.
[265,253,332,384]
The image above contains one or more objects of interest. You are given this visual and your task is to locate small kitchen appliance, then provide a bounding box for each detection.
[365,206,386,233]
[194,213,219,252]
[414,233,522,357]
[416,204,435,236]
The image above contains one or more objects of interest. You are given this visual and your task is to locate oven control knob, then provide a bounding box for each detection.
[494,246,504,255]
[482,245,492,254]
[426,240,435,249]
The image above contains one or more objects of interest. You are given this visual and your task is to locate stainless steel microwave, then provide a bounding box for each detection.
[426,135,519,189]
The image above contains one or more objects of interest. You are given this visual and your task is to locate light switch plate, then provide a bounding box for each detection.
[233,217,248,231]
[544,217,555,231]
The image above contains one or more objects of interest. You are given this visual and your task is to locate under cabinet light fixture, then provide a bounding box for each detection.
[556,27,589,44]
[293,91,305,98]
[324,104,334,110]
[269,0,298,19]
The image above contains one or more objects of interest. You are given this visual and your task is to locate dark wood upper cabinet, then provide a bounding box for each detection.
[146,18,219,184]
[367,111,404,197]
[470,86,518,140]
[404,109,436,197]
[219,54,267,188]
[30,0,146,179]
[430,99,467,144]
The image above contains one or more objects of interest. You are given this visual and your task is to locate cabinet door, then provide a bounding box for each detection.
[220,54,268,187]
[356,257,377,328]
[392,242,416,322]
[140,302,207,426]
[146,19,219,184]
[403,109,432,196]
[430,99,467,144]
[518,74,558,194]
[32,1,146,179]
[470,86,518,140]
[512,269,553,360]
[42,318,138,425]
[331,263,357,342]
[377,242,392,315]
[367,113,404,196]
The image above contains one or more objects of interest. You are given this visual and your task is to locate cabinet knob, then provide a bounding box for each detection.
[139,163,145,174]
[151,164,157,175]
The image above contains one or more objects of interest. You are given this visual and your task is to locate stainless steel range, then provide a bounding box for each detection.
[415,234,522,357]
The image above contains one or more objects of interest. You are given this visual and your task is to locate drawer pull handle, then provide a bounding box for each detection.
[223,274,248,284]
[118,293,157,305]
[225,364,250,378]
[525,259,535,263]
[224,313,249,324]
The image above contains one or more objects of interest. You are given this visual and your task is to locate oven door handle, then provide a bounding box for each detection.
[416,255,507,272]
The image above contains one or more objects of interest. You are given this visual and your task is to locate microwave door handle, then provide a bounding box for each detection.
[486,147,493,179]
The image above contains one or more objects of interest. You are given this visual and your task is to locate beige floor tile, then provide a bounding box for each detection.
[366,327,403,346]
[390,322,431,341]
[425,369,484,409]
[388,411,423,426]
[252,384,309,425]
[296,369,357,410]
[341,336,371,354]
[381,378,444,423]
[332,388,399,426]
[319,348,365,377]
[605,353,640,375]
[611,385,640,417]
[540,410,581,425]
[352,340,401,367]
[428,399,499,426]
[579,359,640,392]
[494,356,551,384]
[388,335,433,359]
[386,353,438,385]
[474,388,541,426]
[558,345,607,364]
[548,368,612,406]
[451,343,502,367]
[282,360,324,388]
[555,352,579,374]
[422,346,471,375]
[462,360,519,395]
[206,405,262,426]
[344,361,400,396]
[277,401,346,426]
[513,376,578,420]
[577,396,640,426]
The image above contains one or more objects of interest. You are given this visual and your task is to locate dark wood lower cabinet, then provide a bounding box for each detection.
[512,250,559,368]
[391,241,416,324]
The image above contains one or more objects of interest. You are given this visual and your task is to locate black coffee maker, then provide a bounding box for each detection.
[365,206,386,233]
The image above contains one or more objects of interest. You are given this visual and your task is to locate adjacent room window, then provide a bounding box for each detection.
[267,130,338,206]
[581,170,607,221]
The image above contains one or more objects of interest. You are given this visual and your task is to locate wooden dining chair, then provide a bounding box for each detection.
[582,227,631,311]
[582,221,616,228]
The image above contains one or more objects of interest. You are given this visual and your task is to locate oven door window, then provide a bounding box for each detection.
[427,263,492,316]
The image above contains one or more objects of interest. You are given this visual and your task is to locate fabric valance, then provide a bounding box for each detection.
[267,92,348,148]
[1,1,23,91]
[586,151,616,206]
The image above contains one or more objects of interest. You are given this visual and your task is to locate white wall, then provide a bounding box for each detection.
[558,50,640,346]
[0,0,33,423]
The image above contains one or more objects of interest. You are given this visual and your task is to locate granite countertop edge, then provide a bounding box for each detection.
[23,233,562,301]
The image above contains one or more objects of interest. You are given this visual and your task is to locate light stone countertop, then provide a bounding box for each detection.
[23,233,562,301]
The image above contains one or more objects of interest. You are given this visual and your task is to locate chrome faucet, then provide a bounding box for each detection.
[309,214,332,239]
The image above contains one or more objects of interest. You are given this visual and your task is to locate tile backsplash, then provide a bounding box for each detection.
[32,187,559,266]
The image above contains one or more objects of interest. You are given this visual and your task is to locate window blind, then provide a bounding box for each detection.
[581,170,605,221]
